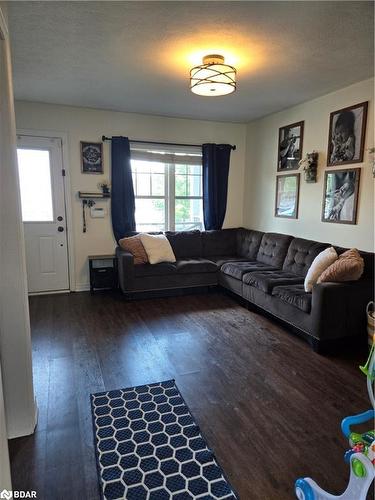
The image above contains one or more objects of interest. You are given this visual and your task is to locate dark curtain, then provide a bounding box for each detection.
[202,143,232,230]
[111,136,136,242]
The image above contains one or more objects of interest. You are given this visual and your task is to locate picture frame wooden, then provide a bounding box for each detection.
[277,121,304,172]
[321,167,360,225]
[81,141,104,174]
[275,173,300,219]
[327,101,368,167]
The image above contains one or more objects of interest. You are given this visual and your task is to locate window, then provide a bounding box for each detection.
[131,145,203,232]
[17,148,54,222]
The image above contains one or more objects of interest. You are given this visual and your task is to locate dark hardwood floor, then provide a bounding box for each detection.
[8,290,372,500]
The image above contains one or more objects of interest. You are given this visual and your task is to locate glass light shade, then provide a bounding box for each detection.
[190,55,236,96]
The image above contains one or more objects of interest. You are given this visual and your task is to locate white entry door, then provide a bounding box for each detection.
[17,135,70,293]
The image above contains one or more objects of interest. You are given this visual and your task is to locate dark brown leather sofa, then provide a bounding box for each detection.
[116,228,374,352]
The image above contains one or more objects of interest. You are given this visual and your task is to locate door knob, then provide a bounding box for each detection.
[58,226,64,232]
[57,216,63,221]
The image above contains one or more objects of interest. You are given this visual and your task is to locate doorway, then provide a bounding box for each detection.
[17,135,70,293]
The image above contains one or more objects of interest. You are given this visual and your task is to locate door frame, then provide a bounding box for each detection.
[17,129,76,292]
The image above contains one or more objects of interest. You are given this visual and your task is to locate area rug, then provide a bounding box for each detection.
[91,379,238,500]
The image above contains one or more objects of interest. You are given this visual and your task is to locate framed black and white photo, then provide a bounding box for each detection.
[81,142,103,174]
[321,168,360,225]
[327,102,368,167]
[277,121,304,171]
[275,173,300,219]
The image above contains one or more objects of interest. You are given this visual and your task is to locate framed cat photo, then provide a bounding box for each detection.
[321,168,360,225]
[81,141,103,174]
[275,173,300,219]
[327,101,368,167]
[277,121,304,171]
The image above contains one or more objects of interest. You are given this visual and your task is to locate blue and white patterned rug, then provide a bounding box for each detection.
[91,380,238,499]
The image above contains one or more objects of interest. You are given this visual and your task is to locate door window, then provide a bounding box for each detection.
[17,148,54,222]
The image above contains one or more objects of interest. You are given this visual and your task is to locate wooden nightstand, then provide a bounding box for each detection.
[88,254,118,293]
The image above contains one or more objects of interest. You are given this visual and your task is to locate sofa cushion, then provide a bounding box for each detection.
[256,233,293,267]
[165,230,202,259]
[175,258,217,274]
[207,255,251,268]
[236,228,264,259]
[272,284,312,313]
[242,270,304,294]
[221,261,278,280]
[202,229,238,257]
[283,238,330,277]
[134,262,177,278]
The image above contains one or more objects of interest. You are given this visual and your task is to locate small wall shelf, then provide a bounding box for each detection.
[78,191,111,199]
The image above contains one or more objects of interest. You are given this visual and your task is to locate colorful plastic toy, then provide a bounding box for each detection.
[295,337,375,500]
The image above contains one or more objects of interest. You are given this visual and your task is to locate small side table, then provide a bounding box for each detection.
[88,254,118,293]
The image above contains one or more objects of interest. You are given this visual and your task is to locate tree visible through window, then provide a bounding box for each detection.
[130,146,203,232]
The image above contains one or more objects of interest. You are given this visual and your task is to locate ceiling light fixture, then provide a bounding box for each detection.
[190,54,236,97]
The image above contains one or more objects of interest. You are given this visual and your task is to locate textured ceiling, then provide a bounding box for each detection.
[7,1,374,123]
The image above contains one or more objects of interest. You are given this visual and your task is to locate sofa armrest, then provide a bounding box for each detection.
[311,279,373,340]
[115,247,135,292]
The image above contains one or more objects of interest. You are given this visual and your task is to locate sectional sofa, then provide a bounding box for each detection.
[116,228,373,352]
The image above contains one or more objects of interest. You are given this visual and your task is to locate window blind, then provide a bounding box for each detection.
[130,142,202,166]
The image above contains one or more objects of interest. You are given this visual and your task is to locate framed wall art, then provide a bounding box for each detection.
[321,168,360,224]
[81,141,103,174]
[275,173,300,219]
[277,121,304,171]
[327,101,368,167]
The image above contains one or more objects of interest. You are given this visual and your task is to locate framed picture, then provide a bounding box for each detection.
[275,173,300,219]
[277,121,304,171]
[327,101,368,166]
[81,142,103,174]
[321,168,360,224]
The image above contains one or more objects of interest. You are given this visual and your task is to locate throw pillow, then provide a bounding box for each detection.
[118,235,148,265]
[140,233,176,265]
[304,246,338,292]
[317,248,364,283]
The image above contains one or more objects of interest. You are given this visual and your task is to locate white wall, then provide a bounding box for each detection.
[244,78,374,252]
[15,101,247,290]
[0,2,36,447]
[0,8,12,490]
[0,361,11,490]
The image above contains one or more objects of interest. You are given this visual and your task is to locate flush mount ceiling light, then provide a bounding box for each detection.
[190,54,236,96]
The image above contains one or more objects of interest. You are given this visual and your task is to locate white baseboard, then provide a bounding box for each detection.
[74,283,90,292]
[28,289,69,296]
[7,397,38,439]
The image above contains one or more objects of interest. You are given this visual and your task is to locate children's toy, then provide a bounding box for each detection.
[294,337,375,500]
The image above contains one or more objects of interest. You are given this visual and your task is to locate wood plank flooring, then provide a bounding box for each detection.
[8,290,372,500]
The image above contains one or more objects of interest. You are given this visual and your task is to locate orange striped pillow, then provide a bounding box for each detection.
[317,248,364,283]
[119,235,148,265]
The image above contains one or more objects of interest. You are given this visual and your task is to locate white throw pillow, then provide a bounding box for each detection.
[139,234,176,265]
[304,247,338,292]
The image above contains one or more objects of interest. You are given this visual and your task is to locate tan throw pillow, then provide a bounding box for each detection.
[140,233,176,265]
[317,248,364,283]
[304,246,338,292]
[118,235,148,265]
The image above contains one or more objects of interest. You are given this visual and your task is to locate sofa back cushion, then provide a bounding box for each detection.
[202,229,238,256]
[283,238,330,277]
[236,228,264,259]
[256,232,293,267]
[165,230,202,259]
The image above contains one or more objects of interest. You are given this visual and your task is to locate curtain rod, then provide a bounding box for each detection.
[101,136,236,151]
